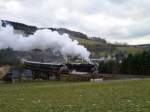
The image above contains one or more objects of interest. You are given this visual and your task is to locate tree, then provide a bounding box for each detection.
[0,48,19,65]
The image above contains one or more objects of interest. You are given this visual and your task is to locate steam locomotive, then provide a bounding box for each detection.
[3,60,98,82]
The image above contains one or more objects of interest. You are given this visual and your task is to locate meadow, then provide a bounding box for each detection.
[0,79,150,112]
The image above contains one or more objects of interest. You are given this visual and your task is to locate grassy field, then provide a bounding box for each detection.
[72,37,102,46]
[0,79,150,112]
[116,46,144,54]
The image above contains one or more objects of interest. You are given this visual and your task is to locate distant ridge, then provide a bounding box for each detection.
[0,20,149,57]
[1,20,106,43]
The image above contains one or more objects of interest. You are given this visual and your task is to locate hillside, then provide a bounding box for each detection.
[0,20,148,58]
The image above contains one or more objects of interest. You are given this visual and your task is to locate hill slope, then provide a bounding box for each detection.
[1,20,148,57]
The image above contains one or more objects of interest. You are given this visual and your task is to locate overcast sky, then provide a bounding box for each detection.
[0,0,150,45]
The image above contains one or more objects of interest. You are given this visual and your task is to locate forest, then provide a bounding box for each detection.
[99,50,150,75]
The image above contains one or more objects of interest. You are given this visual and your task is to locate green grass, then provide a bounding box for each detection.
[116,46,144,54]
[72,37,145,57]
[72,37,101,46]
[0,79,150,112]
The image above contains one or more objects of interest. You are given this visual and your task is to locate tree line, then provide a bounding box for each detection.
[99,50,150,75]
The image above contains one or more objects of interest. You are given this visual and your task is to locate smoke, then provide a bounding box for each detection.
[0,22,91,62]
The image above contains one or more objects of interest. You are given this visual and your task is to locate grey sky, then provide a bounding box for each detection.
[0,0,150,45]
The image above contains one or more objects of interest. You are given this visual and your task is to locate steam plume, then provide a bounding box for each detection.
[0,22,91,62]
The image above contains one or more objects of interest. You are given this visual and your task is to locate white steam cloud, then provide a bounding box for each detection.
[0,22,91,62]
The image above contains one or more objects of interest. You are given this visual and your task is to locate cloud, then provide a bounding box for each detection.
[0,0,150,45]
